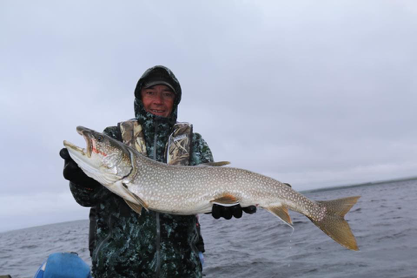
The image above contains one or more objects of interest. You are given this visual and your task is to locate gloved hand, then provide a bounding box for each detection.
[59,148,100,189]
[210,183,292,220]
[212,204,257,220]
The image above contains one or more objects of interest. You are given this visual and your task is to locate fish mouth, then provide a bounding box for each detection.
[63,126,93,158]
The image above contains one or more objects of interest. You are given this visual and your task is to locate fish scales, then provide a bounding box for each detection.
[64,126,360,251]
[132,162,318,218]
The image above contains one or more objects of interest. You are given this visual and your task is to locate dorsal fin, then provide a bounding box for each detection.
[199,161,231,167]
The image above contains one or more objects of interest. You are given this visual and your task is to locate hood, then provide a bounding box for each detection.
[134,65,182,125]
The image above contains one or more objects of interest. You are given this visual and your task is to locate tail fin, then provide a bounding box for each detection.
[310,196,360,251]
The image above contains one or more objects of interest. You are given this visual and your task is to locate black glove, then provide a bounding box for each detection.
[59,148,100,189]
[212,204,257,220]
[210,183,292,220]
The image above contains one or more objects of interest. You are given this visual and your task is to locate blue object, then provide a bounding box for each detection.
[199,251,205,269]
[33,252,92,278]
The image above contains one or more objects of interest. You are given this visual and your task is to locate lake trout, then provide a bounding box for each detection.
[64,126,360,251]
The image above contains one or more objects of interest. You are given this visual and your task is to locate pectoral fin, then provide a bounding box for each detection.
[121,183,149,213]
[266,205,293,226]
[124,200,144,215]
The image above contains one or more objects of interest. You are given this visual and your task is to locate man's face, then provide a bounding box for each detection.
[141,84,175,118]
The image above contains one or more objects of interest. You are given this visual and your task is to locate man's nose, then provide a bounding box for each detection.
[153,93,164,103]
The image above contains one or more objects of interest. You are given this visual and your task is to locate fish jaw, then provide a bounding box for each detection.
[63,126,133,185]
[63,139,97,168]
[63,127,104,173]
[63,139,111,184]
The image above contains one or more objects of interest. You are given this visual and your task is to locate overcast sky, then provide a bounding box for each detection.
[1,0,416,232]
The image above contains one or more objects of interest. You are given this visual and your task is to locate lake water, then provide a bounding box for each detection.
[1,179,416,277]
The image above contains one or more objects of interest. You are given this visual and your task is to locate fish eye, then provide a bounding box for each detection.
[97,135,104,142]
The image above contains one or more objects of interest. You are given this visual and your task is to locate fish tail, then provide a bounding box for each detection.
[309,196,360,251]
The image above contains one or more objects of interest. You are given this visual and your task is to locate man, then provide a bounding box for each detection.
[60,65,256,277]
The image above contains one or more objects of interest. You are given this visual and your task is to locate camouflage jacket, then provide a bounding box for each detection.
[70,123,213,277]
[69,66,214,277]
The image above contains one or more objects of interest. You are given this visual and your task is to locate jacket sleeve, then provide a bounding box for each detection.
[69,126,121,207]
[190,133,214,165]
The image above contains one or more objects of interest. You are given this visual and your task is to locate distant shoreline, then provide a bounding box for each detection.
[302,176,417,193]
[0,219,88,234]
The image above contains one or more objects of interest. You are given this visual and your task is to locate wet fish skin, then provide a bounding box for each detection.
[64,126,360,251]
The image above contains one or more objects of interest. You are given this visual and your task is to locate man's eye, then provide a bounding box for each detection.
[163,92,175,99]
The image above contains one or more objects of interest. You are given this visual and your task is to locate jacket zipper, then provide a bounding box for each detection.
[93,215,113,263]
[154,122,161,278]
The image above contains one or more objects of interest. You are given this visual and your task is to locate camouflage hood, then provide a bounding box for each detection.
[133,65,182,127]
[131,66,182,161]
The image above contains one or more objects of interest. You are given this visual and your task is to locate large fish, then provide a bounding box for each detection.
[64,126,360,251]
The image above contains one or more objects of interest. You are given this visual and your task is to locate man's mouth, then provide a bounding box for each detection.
[149,109,166,115]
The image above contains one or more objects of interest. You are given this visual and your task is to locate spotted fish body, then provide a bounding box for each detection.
[64,126,360,251]
[130,162,324,219]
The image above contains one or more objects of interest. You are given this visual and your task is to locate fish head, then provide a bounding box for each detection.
[63,126,133,185]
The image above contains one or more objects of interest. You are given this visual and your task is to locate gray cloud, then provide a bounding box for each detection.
[1,0,416,231]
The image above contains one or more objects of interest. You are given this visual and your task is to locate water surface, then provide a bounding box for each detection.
[1,180,416,277]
